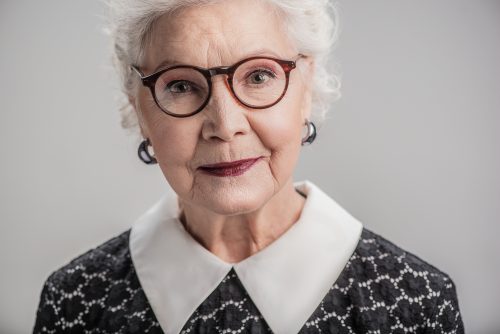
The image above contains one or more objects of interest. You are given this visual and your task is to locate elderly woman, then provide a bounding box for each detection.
[33,0,464,333]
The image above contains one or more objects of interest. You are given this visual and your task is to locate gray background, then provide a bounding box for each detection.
[1,1,499,333]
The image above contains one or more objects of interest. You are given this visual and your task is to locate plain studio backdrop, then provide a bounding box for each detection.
[1,1,499,333]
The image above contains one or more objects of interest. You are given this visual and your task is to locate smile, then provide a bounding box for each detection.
[198,157,262,177]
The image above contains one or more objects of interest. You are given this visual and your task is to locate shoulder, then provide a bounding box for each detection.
[46,229,133,289]
[355,228,449,277]
[332,228,464,333]
[353,228,454,291]
[33,229,161,333]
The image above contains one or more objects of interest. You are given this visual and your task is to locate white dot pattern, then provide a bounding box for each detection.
[33,228,464,333]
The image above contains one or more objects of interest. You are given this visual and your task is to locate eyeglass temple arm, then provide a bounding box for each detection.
[296,53,306,60]
[131,65,145,79]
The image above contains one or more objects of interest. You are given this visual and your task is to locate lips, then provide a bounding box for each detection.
[198,157,261,177]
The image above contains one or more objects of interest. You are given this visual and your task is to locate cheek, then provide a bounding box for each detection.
[254,114,301,149]
[156,122,200,195]
[156,125,195,164]
[138,92,195,161]
[252,85,305,151]
[138,95,200,190]
[249,92,305,179]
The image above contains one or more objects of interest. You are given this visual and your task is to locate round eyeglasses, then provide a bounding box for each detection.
[131,54,305,118]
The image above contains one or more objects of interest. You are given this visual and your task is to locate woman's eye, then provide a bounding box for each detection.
[248,70,275,85]
[167,80,193,93]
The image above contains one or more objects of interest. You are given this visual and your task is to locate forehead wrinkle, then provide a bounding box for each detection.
[151,34,233,69]
[149,16,236,67]
[145,0,294,70]
[150,31,258,69]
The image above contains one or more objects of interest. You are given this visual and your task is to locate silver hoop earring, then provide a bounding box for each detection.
[138,138,157,165]
[301,119,317,146]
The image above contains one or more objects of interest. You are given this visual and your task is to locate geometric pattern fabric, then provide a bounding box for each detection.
[33,228,464,333]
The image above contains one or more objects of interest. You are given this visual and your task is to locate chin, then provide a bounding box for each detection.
[196,181,273,216]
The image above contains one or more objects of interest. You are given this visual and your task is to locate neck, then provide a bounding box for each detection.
[178,179,306,263]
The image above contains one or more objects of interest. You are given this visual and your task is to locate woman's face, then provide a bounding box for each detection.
[131,0,314,215]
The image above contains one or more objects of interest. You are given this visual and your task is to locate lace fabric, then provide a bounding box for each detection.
[33,228,464,334]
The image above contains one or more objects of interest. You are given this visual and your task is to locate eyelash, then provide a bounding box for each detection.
[243,68,277,85]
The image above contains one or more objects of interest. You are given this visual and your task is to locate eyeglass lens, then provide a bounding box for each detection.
[153,58,287,115]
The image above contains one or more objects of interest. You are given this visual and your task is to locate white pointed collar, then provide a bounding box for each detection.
[129,180,363,334]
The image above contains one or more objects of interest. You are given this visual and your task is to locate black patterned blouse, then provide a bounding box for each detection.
[33,228,464,334]
[33,182,464,334]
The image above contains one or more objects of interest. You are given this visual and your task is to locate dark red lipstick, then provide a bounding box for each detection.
[198,157,261,177]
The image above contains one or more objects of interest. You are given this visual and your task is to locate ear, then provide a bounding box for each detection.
[300,56,315,120]
[128,94,149,139]
[301,87,312,120]
[127,94,136,108]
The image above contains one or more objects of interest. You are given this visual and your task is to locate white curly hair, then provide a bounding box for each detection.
[104,0,341,135]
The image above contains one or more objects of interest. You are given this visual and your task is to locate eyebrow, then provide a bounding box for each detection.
[150,48,285,73]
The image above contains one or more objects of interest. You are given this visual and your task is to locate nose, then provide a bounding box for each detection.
[200,76,250,142]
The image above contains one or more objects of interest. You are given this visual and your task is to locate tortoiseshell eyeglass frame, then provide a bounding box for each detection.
[130,54,306,118]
